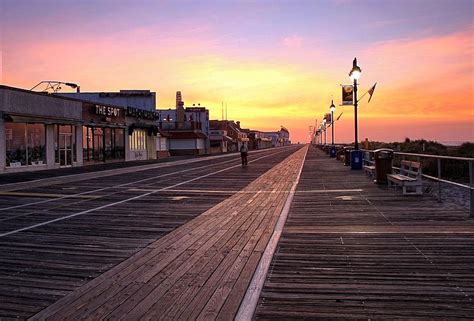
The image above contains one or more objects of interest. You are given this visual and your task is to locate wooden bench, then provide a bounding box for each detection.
[363,152,375,177]
[387,160,422,195]
[363,165,375,177]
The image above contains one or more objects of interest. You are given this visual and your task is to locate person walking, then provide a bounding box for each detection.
[240,143,248,166]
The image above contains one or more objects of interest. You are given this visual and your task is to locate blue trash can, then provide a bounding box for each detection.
[329,145,337,158]
[350,150,363,170]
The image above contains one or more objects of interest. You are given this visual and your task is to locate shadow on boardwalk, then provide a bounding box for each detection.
[255,145,474,320]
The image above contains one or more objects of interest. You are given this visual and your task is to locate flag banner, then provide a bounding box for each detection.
[324,113,332,123]
[342,85,354,105]
[367,82,377,103]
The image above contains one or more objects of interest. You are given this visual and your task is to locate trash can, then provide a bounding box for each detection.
[343,147,352,166]
[373,149,394,184]
[350,150,363,170]
[329,145,337,158]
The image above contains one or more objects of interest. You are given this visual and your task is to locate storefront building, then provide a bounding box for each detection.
[0,85,83,173]
[156,129,171,159]
[82,103,126,164]
[209,129,230,154]
[125,106,159,161]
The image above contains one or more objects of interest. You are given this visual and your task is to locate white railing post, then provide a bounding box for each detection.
[470,160,473,218]
[437,158,442,203]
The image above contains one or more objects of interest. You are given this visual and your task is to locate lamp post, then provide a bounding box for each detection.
[330,100,335,145]
[322,119,327,146]
[349,58,361,150]
[329,100,336,157]
[349,57,363,169]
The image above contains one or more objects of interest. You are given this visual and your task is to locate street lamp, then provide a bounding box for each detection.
[349,58,361,150]
[329,100,336,158]
[330,100,335,145]
[349,57,363,169]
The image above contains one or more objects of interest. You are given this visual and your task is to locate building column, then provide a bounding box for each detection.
[147,135,156,160]
[0,119,5,173]
[76,125,83,166]
[125,132,130,161]
[46,125,55,168]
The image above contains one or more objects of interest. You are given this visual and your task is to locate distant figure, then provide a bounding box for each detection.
[240,143,248,166]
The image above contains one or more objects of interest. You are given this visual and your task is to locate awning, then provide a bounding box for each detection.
[3,114,82,125]
[129,123,159,136]
[209,135,223,141]
[84,122,127,128]
[210,135,234,142]
[157,128,171,137]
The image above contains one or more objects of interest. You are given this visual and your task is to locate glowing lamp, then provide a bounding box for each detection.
[349,57,362,81]
[330,100,335,112]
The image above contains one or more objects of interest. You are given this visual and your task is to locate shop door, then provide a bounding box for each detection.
[59,134,73,167]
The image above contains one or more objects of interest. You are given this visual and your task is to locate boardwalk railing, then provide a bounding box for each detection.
[361,149,474,217]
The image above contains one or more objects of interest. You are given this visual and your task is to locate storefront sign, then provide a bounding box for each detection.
[83,103,126,124]
[126,106,159,120]
[94,105,121,118]
[186,107,206,112]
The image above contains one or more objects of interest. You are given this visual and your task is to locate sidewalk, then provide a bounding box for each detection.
[31,146,308,320]
[0,153,229,192]
[0,148,286,192]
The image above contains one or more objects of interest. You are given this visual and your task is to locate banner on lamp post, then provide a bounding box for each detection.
[324,113,332,123]
[341,85,354,105]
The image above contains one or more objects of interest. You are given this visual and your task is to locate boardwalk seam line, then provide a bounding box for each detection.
[235,145,308,321]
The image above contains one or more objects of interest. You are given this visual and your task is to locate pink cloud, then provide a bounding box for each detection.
[282,35,304,48]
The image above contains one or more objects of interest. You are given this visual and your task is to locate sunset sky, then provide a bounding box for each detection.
[1,0,473,143]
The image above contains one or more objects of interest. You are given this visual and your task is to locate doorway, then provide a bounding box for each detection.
[59,133,73,167]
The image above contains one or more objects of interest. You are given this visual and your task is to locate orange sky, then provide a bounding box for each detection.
[1,1,473,143]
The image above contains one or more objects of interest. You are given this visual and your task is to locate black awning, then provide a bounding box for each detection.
[3,114,82,125]
[84,122,127,129]
[129,123,159,136]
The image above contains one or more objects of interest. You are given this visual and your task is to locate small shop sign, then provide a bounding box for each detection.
[126,106,159,120]
[94,105,121,118]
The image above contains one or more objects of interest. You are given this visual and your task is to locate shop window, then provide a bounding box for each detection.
[210,141,221,148]
[5,123,45,167]
[83,126,124,162]
[27,123,46,165]
[105,128,113,160]
[129,129,146,151]
[83,126,91,161]
[54,124,59,163]
[157,137,167,151]
[93,128,104,161]
[115,129,125,159]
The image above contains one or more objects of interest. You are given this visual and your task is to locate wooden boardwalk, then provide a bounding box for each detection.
[30,147,307,320]
[0,147,301,319]
[255,145,474,320]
